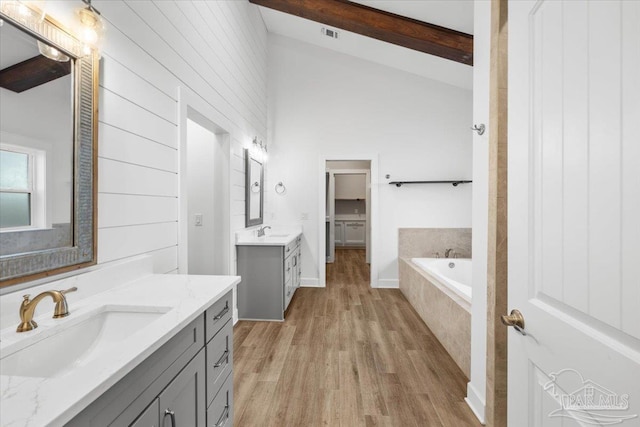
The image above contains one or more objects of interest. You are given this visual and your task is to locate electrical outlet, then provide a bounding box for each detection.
[354,209,359,214]
[301,212,309,221]
[195,213,203,226]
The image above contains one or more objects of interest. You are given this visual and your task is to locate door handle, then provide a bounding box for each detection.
[501,309,526,335]
[164,409,176,427]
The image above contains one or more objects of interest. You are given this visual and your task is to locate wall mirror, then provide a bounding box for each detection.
[245,149,263,227]
[0,4,98,286]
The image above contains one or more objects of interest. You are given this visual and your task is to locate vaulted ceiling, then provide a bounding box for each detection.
[252,0,475,89]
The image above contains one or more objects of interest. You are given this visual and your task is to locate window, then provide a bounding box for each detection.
[0,144,45,230]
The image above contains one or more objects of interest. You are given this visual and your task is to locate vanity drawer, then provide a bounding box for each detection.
[284,255,293,284]
[207,372,233,427]
[284,239,298,257]
[205,290,232,343]
[206,319,233,407]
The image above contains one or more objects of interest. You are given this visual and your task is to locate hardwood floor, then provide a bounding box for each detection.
[233,248,481,426]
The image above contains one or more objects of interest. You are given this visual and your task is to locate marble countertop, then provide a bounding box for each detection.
[235,225,302,246]
[0,273,240,427]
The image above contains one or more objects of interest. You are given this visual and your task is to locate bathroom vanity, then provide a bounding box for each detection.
[236,228,302,321]
[0,256,240,427]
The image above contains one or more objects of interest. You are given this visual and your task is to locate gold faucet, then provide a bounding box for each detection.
[16,287,78,332]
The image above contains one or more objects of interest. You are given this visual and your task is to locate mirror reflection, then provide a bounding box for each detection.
[0,21,74,256]
[245,149,263,227]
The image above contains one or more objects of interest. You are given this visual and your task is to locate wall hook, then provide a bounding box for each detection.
[471,124,485,135]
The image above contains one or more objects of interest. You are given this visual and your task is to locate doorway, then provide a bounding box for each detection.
[180,110,230,276]
[323,160,372,284]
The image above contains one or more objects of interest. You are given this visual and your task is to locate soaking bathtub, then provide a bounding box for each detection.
[411,258,472,304]
[398,257,472,377]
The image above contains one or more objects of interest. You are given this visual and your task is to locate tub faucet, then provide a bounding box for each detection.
[444,248,453,258]
[257,225,271,237]
[16,287,78,332]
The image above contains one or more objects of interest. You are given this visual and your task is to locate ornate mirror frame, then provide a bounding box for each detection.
[0,4,98,286]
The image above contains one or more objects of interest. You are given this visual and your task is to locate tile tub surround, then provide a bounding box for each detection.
[399,257,471,378]
[399,228,472,259]
[0,257,240,427]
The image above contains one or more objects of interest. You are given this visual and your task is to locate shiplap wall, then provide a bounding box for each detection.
[91,0,267,273]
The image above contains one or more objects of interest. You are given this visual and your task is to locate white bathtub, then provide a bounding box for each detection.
[411,258,472,303]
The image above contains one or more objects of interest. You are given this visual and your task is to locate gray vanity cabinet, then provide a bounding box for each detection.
[158,350,206,426]
[67,290,233,427]
[237,235,302,321]
[130,400,159,427]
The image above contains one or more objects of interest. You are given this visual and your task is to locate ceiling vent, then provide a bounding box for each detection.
[321,27,339,39]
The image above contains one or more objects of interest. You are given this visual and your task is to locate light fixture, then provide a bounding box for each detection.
[0,1,46,27]
[37,40,70,62]
[76,0,104,57]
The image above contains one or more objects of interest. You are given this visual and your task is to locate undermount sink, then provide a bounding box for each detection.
[0,305,171,378]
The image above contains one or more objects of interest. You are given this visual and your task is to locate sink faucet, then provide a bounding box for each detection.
[257,225,271,237]
[16,287,78,332]
[444,248,453,258]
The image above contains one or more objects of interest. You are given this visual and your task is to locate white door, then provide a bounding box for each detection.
[509,1,640,426]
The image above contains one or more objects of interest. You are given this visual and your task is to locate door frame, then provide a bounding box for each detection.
[485,0,509,425]
[177,87,232,276]
[318,155,378,288]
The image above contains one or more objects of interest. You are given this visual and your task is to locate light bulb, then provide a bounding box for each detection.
[83,26,97,44]
[18,3,29,15]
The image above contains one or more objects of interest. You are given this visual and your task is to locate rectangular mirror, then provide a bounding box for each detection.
[0,4,98,286]
[245,149,263,227]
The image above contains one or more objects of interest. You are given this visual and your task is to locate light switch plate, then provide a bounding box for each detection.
[301,212,309,220]
[195,213,203,226]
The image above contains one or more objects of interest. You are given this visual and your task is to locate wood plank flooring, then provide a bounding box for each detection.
[233,249,481,427]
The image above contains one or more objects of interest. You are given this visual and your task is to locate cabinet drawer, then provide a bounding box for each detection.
[284,255,292,284]
[206,320,233,407]
[284,239,297,256]
[284,278,294,310]
[207,372,233,427]
[205,290,232,343]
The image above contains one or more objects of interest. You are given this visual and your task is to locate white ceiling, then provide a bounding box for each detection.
[257,0,474,90]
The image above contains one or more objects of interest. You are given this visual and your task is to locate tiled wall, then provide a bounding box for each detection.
[398,228,472,259]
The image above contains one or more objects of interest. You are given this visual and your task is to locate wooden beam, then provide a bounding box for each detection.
[0,55,71,93]
[249,0,473,65]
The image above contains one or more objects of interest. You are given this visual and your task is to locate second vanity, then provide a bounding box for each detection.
[236,227,302,321]
[0,256,240,427]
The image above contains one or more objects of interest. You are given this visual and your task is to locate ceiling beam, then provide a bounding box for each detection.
[250,0,473,65]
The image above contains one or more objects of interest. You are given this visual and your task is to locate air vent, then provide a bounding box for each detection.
[321,27,338,39]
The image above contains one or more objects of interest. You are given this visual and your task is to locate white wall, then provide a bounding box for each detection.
[11,0,269,278]
[466,0,491,423]
[267,34,473,287]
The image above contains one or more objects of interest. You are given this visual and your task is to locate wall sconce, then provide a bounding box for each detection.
[76,0,104,56]
[252,136,268,160]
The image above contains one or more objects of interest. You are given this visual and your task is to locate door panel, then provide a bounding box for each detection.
[509,0,640,425]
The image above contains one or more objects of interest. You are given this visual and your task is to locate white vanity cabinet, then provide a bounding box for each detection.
[68,291,234,427]
[344,221,366,246]
[334,220,365,247]
[237,233,302,321]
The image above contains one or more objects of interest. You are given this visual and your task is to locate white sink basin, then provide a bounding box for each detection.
[0,305,171,378]
[265,234,290,238]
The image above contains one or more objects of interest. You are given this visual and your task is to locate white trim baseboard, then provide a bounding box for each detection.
[301,277,322,287]
[465,382,486,425]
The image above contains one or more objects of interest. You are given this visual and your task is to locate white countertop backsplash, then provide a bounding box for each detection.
[0,256,240,427]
